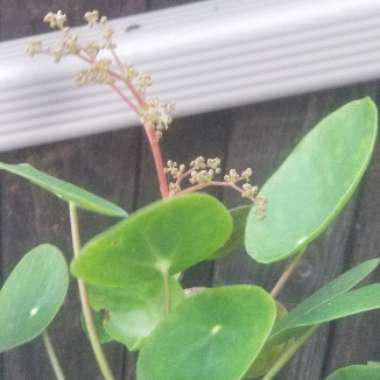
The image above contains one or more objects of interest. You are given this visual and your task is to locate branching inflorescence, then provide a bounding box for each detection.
[27,10,266,215]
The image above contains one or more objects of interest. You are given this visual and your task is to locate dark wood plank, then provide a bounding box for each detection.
[213,82,380,379]
[0,0,146,41]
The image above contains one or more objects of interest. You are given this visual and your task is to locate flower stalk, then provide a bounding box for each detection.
[28,10,262,205]
[42,330,67,380]
[69,202,116,380]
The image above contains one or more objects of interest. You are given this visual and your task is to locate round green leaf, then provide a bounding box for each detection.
[137,285,276,380]
[326,365,380,380]
[71,193,233,288]
[88,278,184,351]
[0,244,69,352]
[0,162,127,217]
[246,98,378,263]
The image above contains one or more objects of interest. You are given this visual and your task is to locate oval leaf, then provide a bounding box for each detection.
[71,193,233,288]
[137,285,276,380]
[246,98,378,263]
[291,283,380,326]
[326,365,380,380]
[0,162,127,217]
[271,259,380,344]
[88,278,184,351]
[0,244,69,352]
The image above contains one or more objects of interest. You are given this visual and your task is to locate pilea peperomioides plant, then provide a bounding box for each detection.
[0,10,379,380]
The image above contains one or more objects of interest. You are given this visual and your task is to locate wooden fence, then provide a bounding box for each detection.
[1,1,380,379]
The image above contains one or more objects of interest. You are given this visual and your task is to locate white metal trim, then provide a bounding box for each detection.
[1,0,380,150]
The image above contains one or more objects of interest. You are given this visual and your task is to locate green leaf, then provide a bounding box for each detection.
[137,285,276,380]
[0,162,127,217]
[326,365,380,380]
[367,361,380,368]
[80,310,113,345]
[88,278,184,351]
[244,302,289,379]
[210,205,250,260]
[286,283,380,325]
[270,259,380,344]
[0,244,69,352]
[71,193,233,288]
[246,98,378,263]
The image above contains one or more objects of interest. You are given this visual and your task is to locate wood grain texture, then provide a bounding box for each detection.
[0,0,146,41]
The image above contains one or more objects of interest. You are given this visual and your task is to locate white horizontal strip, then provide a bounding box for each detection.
[1,0,380,151]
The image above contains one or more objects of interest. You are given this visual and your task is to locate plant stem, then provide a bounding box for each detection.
[110,83,139,113]
[42,330,66,380]
[69,202,116,380]
[177,180,257,203]
[144,126,169,198]
[109,83,169,198]
[108,47,168,197]
[271,249,306,298]
[110,47,145,108]
[78,49,169,198]
[162,270,172,314]
[178,180,244,196]
[262,328,316,380]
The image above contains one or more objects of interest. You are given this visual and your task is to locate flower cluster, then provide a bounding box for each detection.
[43,10,67,29]
[75,59,115,85]
[28,10,265,216]
[164,156,266,215]
[83,11,114,48]
[139,99,175,139]
[188,156,222,185]
[27,10,112,61]
[26,40,43,57]
[27,10,174,139]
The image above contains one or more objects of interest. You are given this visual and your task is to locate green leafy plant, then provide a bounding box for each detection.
[326,363,380,380]
[0,10,379,380]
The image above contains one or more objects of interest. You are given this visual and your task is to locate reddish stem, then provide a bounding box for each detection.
[144,127,169,197]
[110,82,169,197]
[109,48,169,197]
[271,249,305,298]
[110,83,138,113]
[79,47,169,198]
[179,180,247,198]
[110,48,145,108]
[175,168,193,188]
